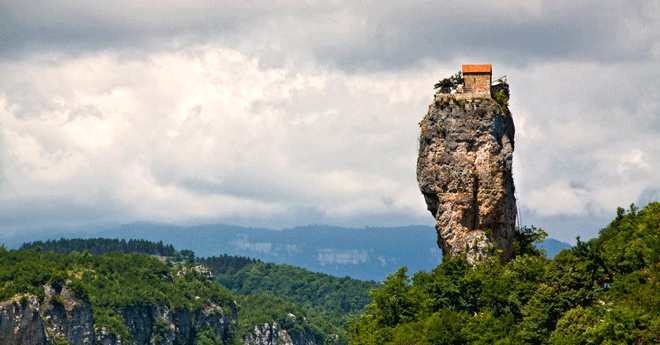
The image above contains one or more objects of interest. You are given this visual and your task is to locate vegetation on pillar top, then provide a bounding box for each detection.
[434,71,464,90]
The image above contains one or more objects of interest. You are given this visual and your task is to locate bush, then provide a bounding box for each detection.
[434,71,464,90]
[493,90,509,112]
[50,294,65,307]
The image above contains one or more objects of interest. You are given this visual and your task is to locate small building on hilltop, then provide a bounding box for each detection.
[462,64,492,95]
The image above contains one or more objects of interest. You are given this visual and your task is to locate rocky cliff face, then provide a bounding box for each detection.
[417,85,516,264]
[0,283,95,345]
[0,282,238,345]
[43,282,95,345]
[97,302,237,345]
[0,295,50,345]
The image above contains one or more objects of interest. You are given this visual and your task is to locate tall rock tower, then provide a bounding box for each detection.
[417,70,516,264]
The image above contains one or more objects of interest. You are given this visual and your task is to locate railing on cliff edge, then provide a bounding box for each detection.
[492,76,507,85]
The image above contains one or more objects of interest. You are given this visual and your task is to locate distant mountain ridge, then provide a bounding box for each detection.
[3,224,571,281]
[537,238,573,258]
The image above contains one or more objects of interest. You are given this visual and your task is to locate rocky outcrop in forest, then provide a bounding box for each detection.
[0,290,326,345]
[0,295,50,345]
[96,303,236,345]
[0,284,96,345]
[417,83,516,264]
[0,281,237,345]
[0,244,346,345]
[244,321,323,345]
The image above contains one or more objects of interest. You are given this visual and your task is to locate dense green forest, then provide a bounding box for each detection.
[216,262,379,343]
[351,202,660,344]
[21,237,177,256]
[198,254,262,276]
[21,237,263,275]
[218,262,377,315]
[236,293,326,342]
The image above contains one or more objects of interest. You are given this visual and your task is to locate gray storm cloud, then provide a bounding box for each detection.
[3,0,658,67]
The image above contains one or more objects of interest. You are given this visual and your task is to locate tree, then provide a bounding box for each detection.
[434,71,464,90]
[368,267,418,327]
[180,249,195,262]
[195,323,222,345]
[512,226,547,259]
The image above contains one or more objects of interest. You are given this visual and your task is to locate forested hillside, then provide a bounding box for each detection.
[14,237,378,344]
[0,248,236,344]
[351,202,660,344]
[218,263,377,314]
[217,262,379,343]
[3,224,445,281]
[5,201,655,344]
[198,254,261,276]
[5,224,571,282]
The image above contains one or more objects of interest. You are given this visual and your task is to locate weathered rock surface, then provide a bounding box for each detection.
[0,295,50,345]
[244,321,322,345]
[0,284,238,345]
[176,265,213,280]
[43,282,95,345]
[98,302,237,345]
[417,84,516,264]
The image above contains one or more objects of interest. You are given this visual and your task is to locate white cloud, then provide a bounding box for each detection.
[527,181,590,217]
[0,46,439,231]
[510,60,660,224]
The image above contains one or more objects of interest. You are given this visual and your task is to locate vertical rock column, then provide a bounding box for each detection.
[417,88,516,264]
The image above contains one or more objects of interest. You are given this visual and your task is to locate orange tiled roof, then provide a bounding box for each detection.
[462,64,492,73]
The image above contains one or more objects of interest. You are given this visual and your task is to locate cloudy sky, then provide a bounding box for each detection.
[1,0,658,243]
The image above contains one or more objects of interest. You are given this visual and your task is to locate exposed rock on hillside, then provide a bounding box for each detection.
[244,321,322,345]
[0,283,95,345]
[0,282,237,345]
[43,282,95,345]
[176,265,214,280]
[0,296,49,345]
[99,303,236,345]
[417,84,516,264]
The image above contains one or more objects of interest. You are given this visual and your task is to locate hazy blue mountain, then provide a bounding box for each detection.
[536,237,573,258]
[2,223,570,281]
